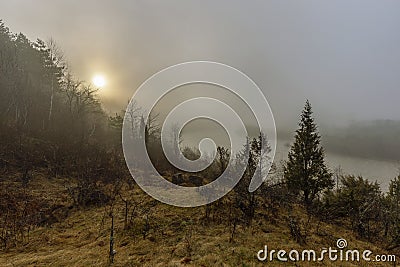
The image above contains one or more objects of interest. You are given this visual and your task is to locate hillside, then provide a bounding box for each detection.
[0,170,397,267]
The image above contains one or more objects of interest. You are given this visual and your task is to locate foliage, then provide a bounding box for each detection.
[284,100,333,207]
[321,175,384,240]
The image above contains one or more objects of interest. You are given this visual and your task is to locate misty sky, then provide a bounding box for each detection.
[1,0,400,130]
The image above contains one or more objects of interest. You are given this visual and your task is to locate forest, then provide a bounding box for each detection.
[0,20,399,266]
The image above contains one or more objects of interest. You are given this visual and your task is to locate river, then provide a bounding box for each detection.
[275,139,399,192]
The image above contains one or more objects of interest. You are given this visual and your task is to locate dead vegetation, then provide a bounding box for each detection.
[0,170,397,267]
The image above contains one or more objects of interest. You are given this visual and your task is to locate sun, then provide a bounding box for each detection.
[92,75,106,88]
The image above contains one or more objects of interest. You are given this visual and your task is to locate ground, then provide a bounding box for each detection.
[0,172,397,267]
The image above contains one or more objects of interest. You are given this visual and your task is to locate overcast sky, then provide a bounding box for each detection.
[1,0,399,130]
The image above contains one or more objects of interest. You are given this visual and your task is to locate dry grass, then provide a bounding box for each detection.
[0,173,397,266]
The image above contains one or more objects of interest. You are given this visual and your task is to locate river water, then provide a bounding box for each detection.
[180,132,399,192]
[275,139,399,192]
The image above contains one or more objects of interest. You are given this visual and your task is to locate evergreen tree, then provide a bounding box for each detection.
[285,100,333,207]
[387,175,400,247]
[388,175,400,206]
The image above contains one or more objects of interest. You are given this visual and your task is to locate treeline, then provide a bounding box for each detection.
[324,120,400,161]
[0,19,125,179]
[0,20,127,248]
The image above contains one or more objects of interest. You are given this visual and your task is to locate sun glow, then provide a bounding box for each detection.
[92,75,106,88]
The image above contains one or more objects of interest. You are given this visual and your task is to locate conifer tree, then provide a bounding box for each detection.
[285,100,333,207]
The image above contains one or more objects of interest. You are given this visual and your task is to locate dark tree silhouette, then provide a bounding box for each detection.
[284,100,333,207]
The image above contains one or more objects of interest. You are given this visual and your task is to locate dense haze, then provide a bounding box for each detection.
[1,1,399,162]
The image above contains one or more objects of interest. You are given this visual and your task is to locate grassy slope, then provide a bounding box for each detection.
[0,173,397,267]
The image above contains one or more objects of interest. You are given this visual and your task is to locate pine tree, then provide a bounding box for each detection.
[388,175,400,247]
[285,100,333,207]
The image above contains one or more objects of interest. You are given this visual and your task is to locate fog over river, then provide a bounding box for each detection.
[180,131,399,192]
[275,139,399,192]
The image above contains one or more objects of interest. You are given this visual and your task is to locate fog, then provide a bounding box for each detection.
[1,1,399,163]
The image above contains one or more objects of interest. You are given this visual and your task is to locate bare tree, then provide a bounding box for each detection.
[46,38,66,126]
